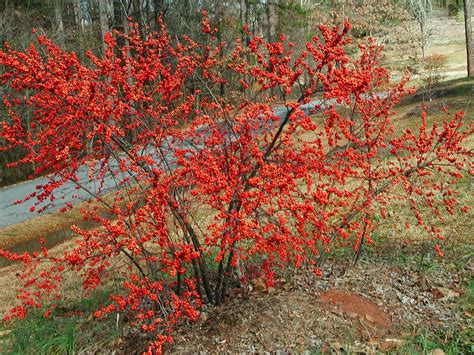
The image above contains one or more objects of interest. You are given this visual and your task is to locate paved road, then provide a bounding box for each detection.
[0,162,124,228]
[0,102,319,228]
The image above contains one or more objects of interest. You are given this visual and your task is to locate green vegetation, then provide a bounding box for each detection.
[400,278,473,354]
[0,289,120,354]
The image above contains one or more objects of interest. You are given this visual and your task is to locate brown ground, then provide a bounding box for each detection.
[166,243,472,353]
[320,290,392,328]
[1,232,470,353]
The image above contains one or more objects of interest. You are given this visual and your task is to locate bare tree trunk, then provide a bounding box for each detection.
[74,0,82,30]
[108,0,114,20]
[266,0,278,42]
[74,0,92,33]
[464,0,473,76]
[240,0,247,43]
[52,0,65,48]
[98,0,109,54]
[419,0,427,58]
[420,18,426,58]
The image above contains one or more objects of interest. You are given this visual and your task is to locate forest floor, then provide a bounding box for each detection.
[166,236,473,353]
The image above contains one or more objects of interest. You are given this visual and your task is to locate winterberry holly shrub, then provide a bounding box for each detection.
[0,15,472,352]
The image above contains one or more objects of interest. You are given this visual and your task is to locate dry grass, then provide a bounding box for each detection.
[383,17,468,82]
[0,205,89,249]
[0,187,143,251]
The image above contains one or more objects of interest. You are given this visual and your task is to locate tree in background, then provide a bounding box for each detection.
[315,0,410,39]
[404,0,433,58]
[464,0,472,76]
[98,0,109,54]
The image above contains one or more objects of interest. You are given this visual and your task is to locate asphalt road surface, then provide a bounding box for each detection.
[0,102,320,228]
